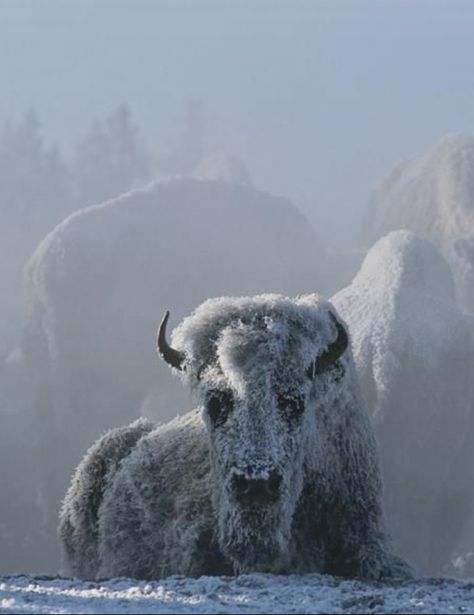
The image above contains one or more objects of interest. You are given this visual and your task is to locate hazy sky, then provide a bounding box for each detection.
[2,0,474,245]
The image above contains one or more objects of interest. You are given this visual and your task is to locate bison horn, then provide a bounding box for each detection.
[157,311,186,371]
[308,312,348,378]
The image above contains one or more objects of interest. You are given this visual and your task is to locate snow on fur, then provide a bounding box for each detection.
[60,293,409,581]
[332,230,474,576]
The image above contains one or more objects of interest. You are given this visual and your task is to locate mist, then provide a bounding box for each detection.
[2,0,474,585]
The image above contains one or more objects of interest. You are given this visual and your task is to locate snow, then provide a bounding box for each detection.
[2,573,474,614]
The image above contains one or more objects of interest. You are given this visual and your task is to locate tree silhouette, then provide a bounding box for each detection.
[74,104,150,206]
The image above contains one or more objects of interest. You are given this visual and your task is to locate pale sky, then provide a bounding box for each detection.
[2,0,474,245]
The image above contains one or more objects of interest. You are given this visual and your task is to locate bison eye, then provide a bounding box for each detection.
[332,361,345,382]
[277,393,305,422]
[206,390,234,427]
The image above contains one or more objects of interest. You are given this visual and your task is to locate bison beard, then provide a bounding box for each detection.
[59,294,410,580]
[220,504,287,573]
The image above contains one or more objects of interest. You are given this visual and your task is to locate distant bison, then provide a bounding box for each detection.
[60,294,409,580]
[361,134,474,312]
[24,177,326,554]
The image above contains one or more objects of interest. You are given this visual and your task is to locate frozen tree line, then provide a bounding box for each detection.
[0,105,146,353]
[0,105,150,243]
[0,100,212,229]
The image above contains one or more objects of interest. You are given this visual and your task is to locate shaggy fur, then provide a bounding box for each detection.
[60,418,154,579]
[60,294,409,580]
[332,231,474,576]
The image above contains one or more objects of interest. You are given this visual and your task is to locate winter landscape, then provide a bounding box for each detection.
[3,1,474,613]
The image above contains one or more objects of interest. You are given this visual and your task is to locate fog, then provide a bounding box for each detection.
[2,0,474,579]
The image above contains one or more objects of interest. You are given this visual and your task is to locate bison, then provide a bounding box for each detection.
[60,294,408,580]
[332,230,474,576]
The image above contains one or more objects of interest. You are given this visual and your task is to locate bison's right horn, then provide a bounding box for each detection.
[308,312,348,378]
[157,311,186,371]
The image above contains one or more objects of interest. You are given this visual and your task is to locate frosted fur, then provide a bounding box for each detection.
[332,231,474,575]
[59,418,154,579]
[60,294,408,580]
[333,230,459,419]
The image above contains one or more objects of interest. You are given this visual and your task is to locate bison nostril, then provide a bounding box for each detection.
[232,475,251,497]
[268,470,282,494]
[231,471,282,504]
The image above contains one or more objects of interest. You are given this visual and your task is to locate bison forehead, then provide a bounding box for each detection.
[171,293,339,381]
[218,319,292,368]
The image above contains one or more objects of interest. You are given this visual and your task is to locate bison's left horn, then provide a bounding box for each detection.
[157,311,186,371]
[308,312,348,378]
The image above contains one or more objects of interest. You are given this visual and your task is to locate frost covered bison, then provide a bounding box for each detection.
[60,294,408,580]
[332,230,474,576]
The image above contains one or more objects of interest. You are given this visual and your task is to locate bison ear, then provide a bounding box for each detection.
[157,311,186,371]
[307,312,348,379]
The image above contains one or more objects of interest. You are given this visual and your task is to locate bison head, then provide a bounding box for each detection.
[158,294,349,573]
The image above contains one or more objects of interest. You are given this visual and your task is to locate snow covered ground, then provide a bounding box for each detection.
[1,573,474,614]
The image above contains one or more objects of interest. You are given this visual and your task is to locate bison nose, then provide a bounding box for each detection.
[231,471,282,504]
